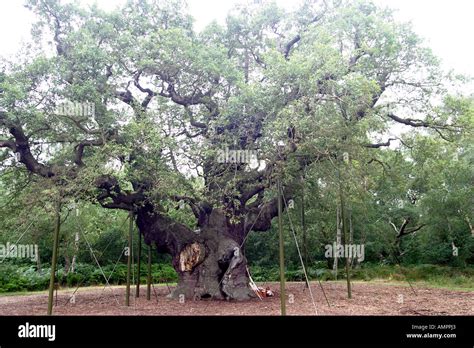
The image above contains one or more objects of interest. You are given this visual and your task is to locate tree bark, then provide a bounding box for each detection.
[71,231,79,273]
[136,203,255,301]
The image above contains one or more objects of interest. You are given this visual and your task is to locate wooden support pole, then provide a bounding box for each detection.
[47,200,61,315]
[126,211,133,306]
[277,179,286,316]
[136,231,142,298]
[349,206,354,268]
[339,174,352,299]
[334,204,341,280]
[54,222,60,307]
[147,245,152,301]
[301,175,309,288]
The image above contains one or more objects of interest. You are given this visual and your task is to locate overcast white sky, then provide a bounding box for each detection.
[0,0,473,78]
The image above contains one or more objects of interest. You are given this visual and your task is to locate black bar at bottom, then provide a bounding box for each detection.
[0,316,471,346]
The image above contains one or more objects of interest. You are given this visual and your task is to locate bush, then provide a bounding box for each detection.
[66,272,84,287]
[0,261,179,293]
[248,266,280,282]
[0,261,471,293]
[0,264,50,292]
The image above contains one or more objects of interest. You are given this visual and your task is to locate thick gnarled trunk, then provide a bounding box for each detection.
[136,204,255,301]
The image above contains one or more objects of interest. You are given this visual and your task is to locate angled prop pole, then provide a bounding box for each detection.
[126,211,133,306]
[47,199,61,315]
[147,244,152,301]
[136,230,142,298]
[277,179,286,316]
[301,174,309,288]
[338,161,352,299]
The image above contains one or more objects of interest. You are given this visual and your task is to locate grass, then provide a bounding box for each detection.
[349,279,474,292]
[1,262,472,295]
[250,263,474,291]
[347,264,474,290]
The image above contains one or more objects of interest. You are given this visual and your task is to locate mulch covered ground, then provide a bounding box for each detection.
[0,281,472,315]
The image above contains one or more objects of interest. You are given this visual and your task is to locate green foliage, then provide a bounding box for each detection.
[0,264,50,292]
[0,262,177,293]
[351,264,474,289]
[247,263,474,289]
[0,0,472,295]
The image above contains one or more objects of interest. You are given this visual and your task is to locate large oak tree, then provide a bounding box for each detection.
[0,0,467,300]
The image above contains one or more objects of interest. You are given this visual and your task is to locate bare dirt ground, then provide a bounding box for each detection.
[0,281,472,316]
